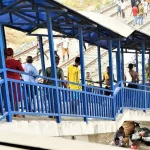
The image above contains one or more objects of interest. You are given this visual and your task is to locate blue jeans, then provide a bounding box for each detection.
[138,16,143,25]
[133,16,137,25]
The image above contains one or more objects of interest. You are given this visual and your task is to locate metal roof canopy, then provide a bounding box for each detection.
[0,0,150,51]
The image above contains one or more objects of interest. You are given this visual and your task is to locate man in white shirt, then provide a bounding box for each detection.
[116,0,122,16]
[121,0,127,18]
[22,56,38,83]
[22,56,39,111]
[62,38,69,62]
[143,0,148,16]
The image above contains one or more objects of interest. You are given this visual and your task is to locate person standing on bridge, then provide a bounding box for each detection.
[128,63,139,88]
[36,37,49,61]
[117,0,122,17]
[68,57,81,114]
[22,56,39,112]
[43,55,67,88]
[143,0,148,17]
[121,0,127,19]
[68,57,81,90]
[5,48,24,118]
[99,66,117,95]
[62,38,69,62]
[131,5,138,26]
[138,3,144,25]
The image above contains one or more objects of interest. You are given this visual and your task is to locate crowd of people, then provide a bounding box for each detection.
[116,0,150,26]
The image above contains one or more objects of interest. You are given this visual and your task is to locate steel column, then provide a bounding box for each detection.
[78,26,88,122]
[0,25,12,122]
[121,48,124,80]
[117,40,121,81]
[136,51,138,73]
[97,46,102,86]
[141,41,146,112]
[108,40,114,90]
[142,42,145,85]
[46,11,61,123]
[115,52,118,81]
[108,40,115,119]
[38,36,45,75]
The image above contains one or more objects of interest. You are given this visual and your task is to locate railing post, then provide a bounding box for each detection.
[0,25,12,122]
[136,51,138,73]
[78,26,88,122]
[46,11,61,123]
[142,41,146,112]
[97,46,102,87]
[108,40,116,119]
[38,36,45,75]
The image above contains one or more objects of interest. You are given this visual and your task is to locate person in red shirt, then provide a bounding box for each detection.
[5,48,24,117]
[131,5,138,26]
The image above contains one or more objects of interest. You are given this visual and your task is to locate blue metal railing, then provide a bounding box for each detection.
[1,68,150,122]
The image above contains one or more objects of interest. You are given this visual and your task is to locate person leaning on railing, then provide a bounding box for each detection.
[128,63,139,89]
[43,54,67,88]
[96,66,117,95]
[5,48,24,118]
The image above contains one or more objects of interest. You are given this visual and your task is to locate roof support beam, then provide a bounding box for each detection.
[13,12,36,24]
[0,9,67,13]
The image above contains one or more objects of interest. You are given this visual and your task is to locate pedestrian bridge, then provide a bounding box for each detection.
[0,0,150,126]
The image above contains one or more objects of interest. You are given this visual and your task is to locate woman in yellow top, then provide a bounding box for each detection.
[67,57,81,90]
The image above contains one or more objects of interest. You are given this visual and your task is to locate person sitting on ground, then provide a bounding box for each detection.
[43,55,67,88]
[110,137,120,146]
[128,63,139,88]
[114,126,129,147]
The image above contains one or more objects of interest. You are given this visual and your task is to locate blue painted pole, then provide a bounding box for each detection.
[117,40,121,81]
[0,25,12,122]
[108,40,116,119]
[108,40,114,91]
[97,46,102,86]
[136,51,138,73]
[142,42,145,85]
[78,26,88,122]
[117,40,123,113]
[121,48,124,81]
[141,41,146,112]
[115,52,118,81]
[38,36,45,75]
[46,11,61,123]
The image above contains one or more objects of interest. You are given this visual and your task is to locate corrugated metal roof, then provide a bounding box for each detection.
[0,0,150,50]
[79,12,134,38]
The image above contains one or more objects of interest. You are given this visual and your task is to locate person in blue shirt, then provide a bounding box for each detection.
[22,56,39,111]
